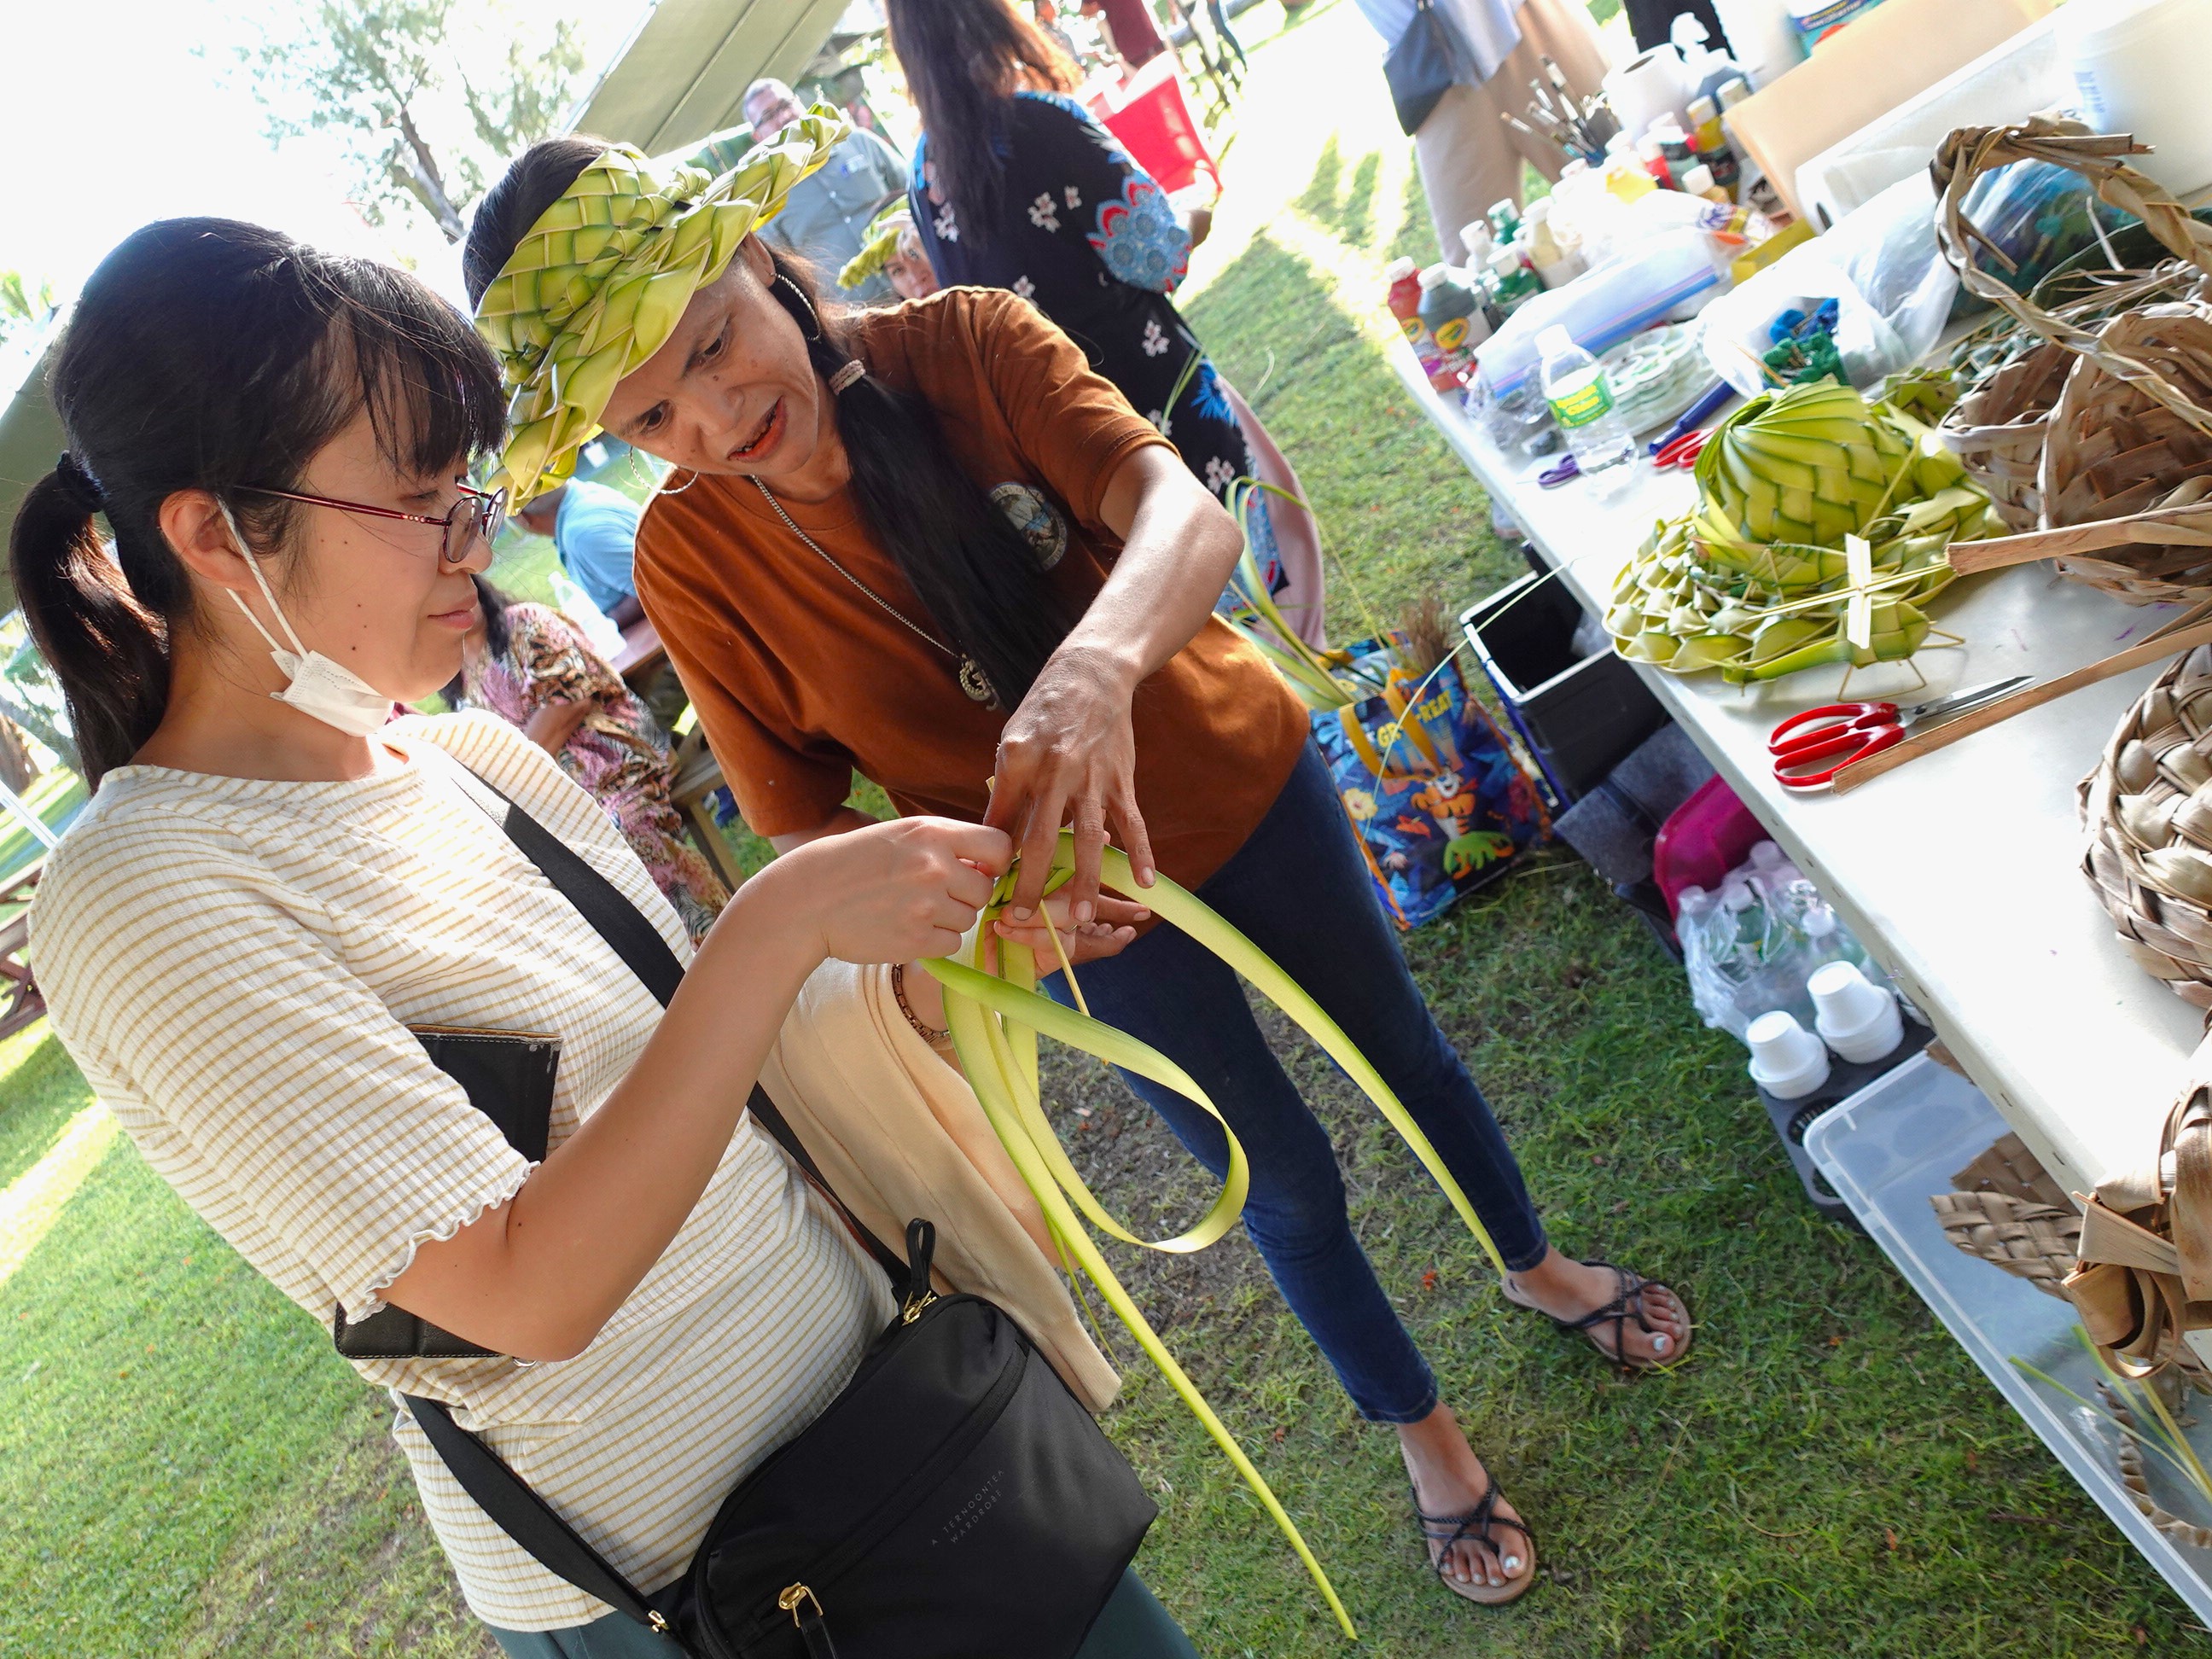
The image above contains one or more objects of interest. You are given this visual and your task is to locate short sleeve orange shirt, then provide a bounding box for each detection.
[632,287,1307,890]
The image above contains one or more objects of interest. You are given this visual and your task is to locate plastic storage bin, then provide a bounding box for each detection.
[1805,1054,2212,1625]
[1461,573,1668,803]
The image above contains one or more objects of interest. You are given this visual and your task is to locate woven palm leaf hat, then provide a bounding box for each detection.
[474,108,850,504]
[839,202,915,292]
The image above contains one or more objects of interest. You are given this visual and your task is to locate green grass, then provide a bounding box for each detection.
[0,3,2197,1654]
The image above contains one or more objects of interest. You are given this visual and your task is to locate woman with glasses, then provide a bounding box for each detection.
[15,216,1179,1657]
[451,573,729,940]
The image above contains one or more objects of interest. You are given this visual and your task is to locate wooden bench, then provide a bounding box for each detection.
[0,859,47,1042]
[669,727,745,894]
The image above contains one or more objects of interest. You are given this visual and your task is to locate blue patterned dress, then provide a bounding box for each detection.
[908,92,1279,587]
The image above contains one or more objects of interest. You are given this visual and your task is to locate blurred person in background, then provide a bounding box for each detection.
[453,574,728,940]
[742,78,911,302]
[1352,0,1611,264]
[514,477,643,627]
[892,0,1325,605]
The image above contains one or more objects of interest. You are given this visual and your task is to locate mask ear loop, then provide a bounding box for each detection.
[216,500,308,668]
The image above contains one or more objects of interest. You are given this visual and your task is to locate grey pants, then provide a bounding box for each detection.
[489,1567,1198,1659]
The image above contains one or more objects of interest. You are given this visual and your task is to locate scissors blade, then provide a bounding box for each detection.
[1898,675,2034,730]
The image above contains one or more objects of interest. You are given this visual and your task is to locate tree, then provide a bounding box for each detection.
[234,0,587,244]
[0,271,56,357]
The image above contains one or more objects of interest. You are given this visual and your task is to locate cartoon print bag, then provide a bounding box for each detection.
[1313,637,1551,929]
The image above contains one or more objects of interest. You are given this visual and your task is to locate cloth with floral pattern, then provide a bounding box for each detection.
[461,602,728,941]
[907,91,1279,594]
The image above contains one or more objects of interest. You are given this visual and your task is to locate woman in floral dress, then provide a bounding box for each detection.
[889,0,1284,589]
[456,577,728,939]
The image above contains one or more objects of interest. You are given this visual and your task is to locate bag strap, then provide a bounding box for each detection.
[447,766,909,1284]
[404,1392,672,1633]
[391,763,927,1635]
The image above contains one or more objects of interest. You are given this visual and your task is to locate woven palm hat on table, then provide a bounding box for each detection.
[1933,117,2212,604]
[474,108,849,504]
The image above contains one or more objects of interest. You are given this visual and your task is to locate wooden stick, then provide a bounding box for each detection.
[1948,501,2212,573]
[1831,614,2212,794]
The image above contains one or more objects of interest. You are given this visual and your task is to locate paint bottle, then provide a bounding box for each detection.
[1486,245,1545,316]
[1416,264,1491,388]
[1387,257,1451,391]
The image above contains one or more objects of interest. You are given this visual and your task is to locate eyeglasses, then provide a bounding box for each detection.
[232,482,509,568]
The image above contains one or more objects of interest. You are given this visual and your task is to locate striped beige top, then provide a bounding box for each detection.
[31,711,892,1631]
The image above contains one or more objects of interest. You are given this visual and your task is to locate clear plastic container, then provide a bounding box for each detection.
[1536,324,1637,488]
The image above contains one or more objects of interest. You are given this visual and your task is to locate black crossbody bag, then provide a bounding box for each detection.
[358,777,1155,1657]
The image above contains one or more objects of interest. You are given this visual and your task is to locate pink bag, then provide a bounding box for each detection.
[1651,776,1767,923]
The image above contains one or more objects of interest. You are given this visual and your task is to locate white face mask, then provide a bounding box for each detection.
[219,504,399,738]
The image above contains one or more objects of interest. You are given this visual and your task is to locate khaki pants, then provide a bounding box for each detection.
[1412,0,1614,265]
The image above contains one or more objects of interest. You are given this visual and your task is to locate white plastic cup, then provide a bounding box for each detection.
[1746,1010,1830,1099]
[2057,0,2212,199]
[1808,959,1903,1063]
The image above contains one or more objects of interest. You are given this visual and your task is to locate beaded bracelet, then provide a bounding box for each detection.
[890,962,952,1045]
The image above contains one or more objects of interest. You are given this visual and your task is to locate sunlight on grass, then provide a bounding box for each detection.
[0,1102,116,1289]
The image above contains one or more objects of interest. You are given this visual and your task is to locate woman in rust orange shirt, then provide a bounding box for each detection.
[467,114,1692,1610]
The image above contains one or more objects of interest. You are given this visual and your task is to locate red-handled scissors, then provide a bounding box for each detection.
[1768,675,2032,790]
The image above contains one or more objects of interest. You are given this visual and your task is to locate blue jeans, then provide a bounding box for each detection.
[1047,742,1548,1423]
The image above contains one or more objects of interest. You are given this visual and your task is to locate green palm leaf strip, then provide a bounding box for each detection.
[922,838,1511,1639]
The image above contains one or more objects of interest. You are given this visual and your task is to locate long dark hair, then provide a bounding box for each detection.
[442,573,515,708]
[467,147,1073,708]
[884,0,1080,248]
[9,218,507,784]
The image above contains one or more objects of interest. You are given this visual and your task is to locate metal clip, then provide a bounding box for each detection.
[778,1583,824,1627]
[900,1287,939,1326]
[647,1610,671,1636]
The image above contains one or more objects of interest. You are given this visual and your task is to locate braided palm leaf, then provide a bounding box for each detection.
[474,108,850,502]
[840,204,914,291]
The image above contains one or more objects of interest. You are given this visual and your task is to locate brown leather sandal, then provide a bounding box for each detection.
[1412,1474,1538,1606]
[1504,1260,1695,1371]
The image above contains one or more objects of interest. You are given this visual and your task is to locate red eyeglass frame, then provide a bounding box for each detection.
[232,482,508,567]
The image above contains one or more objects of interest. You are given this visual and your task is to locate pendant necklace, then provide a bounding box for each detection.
[751,477,995,706]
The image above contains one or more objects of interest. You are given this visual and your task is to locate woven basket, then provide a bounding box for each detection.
[2040,306,2212,603]
[1930,1189,2081,1296]
[1936,341,2073,531]
[1934,117,2212,603]
[2081,643,2212,1008]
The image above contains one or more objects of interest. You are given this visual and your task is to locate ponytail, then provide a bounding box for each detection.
[9,468,172,785]
[9,216,505,787]
[765,250,1073,707]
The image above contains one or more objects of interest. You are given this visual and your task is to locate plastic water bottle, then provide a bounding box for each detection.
[1536,325,1637,492]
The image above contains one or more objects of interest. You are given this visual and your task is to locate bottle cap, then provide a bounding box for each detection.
[1803,904,1837,939]
[1680,163,1717,195]
[1721,877,1756,911]
[1718,75,1751,109]
[1749,841,1784,869]
[1647,119,1686,145]
[1535,324,1575,358]
[1488,198,1517,218]
[1385,256,1417,281]
[1676,884,1712,915]
[1526,197,1552,221]
[1487,245,1522,276]
[1605,131,1635,155]
[1639,134,1666,160]
[1688,94,1719,125]
[1417,262,1449,288]
[1560,158,1589,178]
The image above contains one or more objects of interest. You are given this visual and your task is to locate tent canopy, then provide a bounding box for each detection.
[576,0,856,154]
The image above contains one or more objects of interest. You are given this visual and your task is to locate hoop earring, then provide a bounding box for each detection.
[776,272,825,343]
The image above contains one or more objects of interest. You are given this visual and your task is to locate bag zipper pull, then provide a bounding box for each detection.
[778,1584,839,1658]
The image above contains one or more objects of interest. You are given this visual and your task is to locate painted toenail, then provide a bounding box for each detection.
[1653,1334,1671,1353]
[1504,1555,1522,1572]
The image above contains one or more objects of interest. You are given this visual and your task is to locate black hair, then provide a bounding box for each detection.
[883,0,1080,250]
[441,573,515,707]
[465,149,1073,708]
[9,218,507,784]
